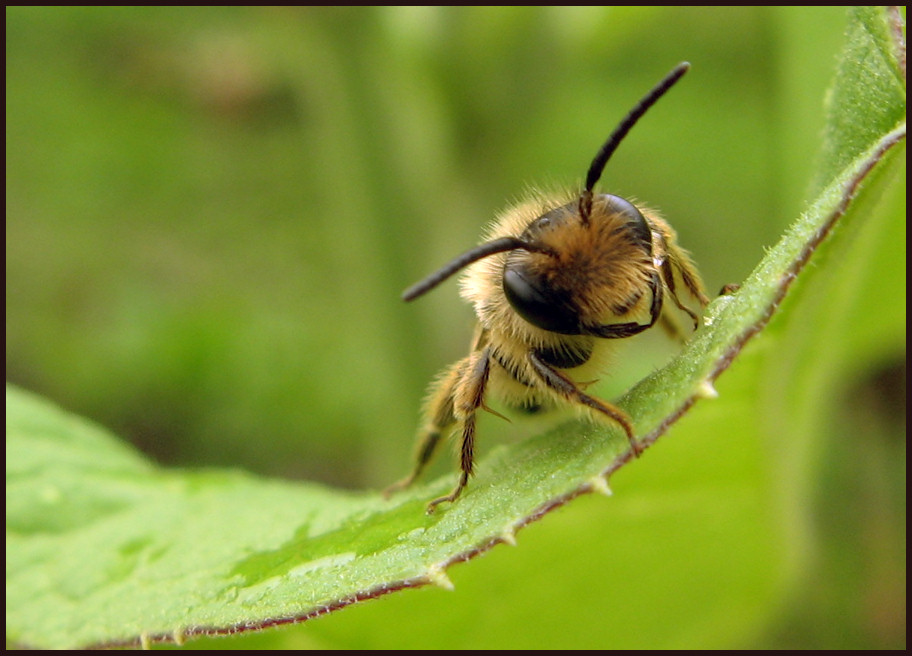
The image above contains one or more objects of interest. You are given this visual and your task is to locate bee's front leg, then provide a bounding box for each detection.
[528,349,641,457]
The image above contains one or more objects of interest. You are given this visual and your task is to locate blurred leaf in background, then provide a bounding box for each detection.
[6,6,825,487]
[6,6,904,649]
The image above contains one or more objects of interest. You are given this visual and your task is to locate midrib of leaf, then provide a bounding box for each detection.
[5,7,906,650]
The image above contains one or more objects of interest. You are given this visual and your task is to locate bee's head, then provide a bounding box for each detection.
[502,194,654,335]
[401,62,689,330]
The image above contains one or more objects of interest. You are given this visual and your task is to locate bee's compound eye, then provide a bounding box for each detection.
[503,266,582,335]
[601,194,652,251]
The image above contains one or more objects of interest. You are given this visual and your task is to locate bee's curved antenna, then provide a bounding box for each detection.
[402,237,556,301]
[579,62,690,224]
[403,63,689,303]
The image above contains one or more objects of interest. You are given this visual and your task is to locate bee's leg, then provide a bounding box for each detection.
[528,350,641,456]
[426,347,492,513]
[657,308,690,342]
[384,363,461,497]
[660,258,703,331]
[652,228,710,329]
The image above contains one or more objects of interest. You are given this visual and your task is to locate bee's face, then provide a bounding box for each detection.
[502,195,655,336]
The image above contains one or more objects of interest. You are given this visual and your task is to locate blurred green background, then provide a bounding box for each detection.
[6,6,904,649]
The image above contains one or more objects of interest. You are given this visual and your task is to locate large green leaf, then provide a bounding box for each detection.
[6,6,905,649]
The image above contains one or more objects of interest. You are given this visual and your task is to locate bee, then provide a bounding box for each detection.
[389,62,709,513]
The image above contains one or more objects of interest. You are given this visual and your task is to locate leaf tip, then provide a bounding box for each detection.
[499,526,518,546]
[695,379,719,399]
[588,475,613,497]
[425,564,455,590]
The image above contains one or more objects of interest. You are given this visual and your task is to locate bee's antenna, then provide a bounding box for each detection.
[579,62,690,224]
[402,237,557,301]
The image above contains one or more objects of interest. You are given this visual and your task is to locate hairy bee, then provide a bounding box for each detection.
[389,63,709,513]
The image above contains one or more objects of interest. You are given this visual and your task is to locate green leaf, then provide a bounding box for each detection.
[6,7,905,650]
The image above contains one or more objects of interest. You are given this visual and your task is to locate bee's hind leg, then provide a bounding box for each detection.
[384,365,460,497]
[425,347,492,513]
